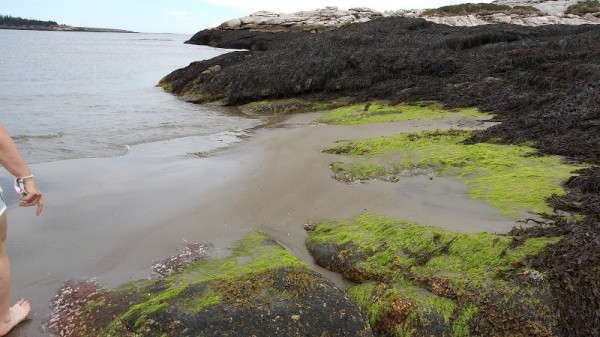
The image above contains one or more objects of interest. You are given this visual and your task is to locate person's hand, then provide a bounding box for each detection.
[20,178,43,216]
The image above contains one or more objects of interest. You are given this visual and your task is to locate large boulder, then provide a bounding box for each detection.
[48,232,373,337]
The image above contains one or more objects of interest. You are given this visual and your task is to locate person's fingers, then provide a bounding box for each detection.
[19,192,43,215]
[36,198,43,216]
[19,200,35,207]
[20,193,40,204]
[20,179,43,215]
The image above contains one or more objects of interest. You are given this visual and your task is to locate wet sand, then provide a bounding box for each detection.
[6,113,516,336]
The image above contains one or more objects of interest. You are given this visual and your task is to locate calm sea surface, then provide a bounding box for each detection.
[0,29,262,164]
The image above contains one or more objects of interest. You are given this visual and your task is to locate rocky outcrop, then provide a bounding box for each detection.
[205,1,599,34]
[493,0,582,15]
[390,0,600,26]
[185,29,305,51]
[218,6,382,33]
[186,2,598,49]
[421,12,597,26]
[49,232,374,336]
[423,14,490,26]
[186,6,383,50]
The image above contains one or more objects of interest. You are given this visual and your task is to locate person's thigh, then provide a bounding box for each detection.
[0,212,6,244]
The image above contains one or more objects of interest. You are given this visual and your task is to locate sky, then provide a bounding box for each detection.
[1,0,493,35]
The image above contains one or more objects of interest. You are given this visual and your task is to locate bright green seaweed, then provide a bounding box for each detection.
[306,213,561,336]
[318,102,492,125]
[97,232,306,336]
[348,281,478,337]
[308,214,560,286]
[325,129,582,217]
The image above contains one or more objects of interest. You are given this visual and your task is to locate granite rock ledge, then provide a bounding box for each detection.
[218,6,383,33]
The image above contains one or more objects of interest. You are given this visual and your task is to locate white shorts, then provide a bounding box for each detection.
[0,186,6,215]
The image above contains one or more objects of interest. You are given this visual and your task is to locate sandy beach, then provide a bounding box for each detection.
[6,112,515,336]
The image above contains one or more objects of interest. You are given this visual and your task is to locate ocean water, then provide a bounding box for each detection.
[0,29,263,164]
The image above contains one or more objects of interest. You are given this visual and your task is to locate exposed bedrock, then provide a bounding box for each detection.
[186,0,599,48]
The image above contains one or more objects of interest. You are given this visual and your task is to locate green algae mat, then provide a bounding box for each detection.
[49,232,373,337]
[318,101,492,125]
[322,120,582,218]
[324,129,582,217]
[305,213,562,336]
[306,102,585,336]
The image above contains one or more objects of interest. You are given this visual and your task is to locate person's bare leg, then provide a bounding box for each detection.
[0,213,30,336]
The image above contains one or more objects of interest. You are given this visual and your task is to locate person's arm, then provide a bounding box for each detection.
[0,123,43,215]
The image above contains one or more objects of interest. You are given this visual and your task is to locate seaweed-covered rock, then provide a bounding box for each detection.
[185,6,382,51]
[305,214,562,337]
[185,29,306,51]
[161,17,600,165]
[49,232,373,337]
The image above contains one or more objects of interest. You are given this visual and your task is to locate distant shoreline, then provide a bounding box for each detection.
[0,25,136,33]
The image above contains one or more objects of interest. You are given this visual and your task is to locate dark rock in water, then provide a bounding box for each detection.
[48,232,373,337]
[186,29,306,51]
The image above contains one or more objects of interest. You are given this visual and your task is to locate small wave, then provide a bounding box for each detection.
[136,38,174,41]
[12,132,64,142]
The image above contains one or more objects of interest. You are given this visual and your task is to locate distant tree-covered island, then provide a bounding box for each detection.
[0,14,135,33]
[0,14,58,27]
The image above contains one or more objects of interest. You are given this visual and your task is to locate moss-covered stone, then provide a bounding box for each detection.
[305,213,561,336]
[50,232,374,337]
[324,129,584,217]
